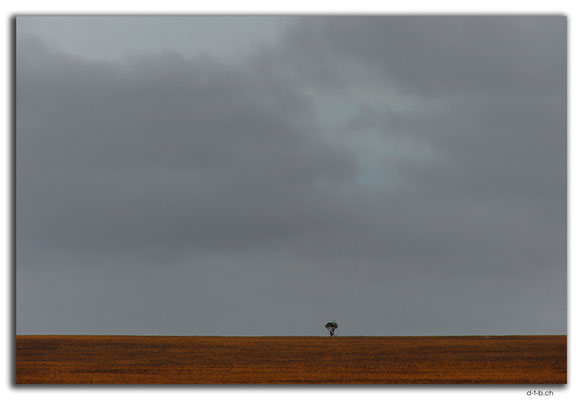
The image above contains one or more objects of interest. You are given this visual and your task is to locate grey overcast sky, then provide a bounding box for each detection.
[16,16,566,336]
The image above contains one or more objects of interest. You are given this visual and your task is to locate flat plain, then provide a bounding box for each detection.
[16,335,566,384]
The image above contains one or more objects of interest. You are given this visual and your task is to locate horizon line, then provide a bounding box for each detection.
[16,333,567,337]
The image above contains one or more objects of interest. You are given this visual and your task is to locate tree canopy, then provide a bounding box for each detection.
[325,321,338,336]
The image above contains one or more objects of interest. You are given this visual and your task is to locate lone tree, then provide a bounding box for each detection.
[325,320,338,337]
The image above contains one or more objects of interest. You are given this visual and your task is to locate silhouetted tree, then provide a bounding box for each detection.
[325,320,338,337]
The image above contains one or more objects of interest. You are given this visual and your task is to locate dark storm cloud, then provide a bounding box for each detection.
[277,16,565,97]
[277,16,566,272]
[17,35,356,254]
[16,16,566,335]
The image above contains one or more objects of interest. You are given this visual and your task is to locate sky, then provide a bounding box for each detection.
[16,16,566,336]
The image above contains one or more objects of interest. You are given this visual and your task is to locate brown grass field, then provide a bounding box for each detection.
[16,335,566,384]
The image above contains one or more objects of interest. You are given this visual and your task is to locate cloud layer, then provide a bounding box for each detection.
[16,16,566,335]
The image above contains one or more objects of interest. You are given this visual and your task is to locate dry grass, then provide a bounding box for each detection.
[16,335,566,384]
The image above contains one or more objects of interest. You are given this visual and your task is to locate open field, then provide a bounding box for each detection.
[16,335,566,384]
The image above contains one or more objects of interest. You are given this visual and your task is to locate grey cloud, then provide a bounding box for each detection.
[16,16,290,62]
[16,16,566,335]
[278,16,566,97]
[17,36,356,254]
